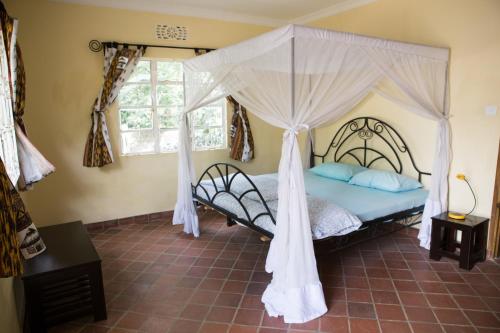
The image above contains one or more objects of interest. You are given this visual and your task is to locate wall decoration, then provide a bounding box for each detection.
[156,24,188,40]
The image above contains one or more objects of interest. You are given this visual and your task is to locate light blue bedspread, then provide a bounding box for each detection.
[303,170,428,221]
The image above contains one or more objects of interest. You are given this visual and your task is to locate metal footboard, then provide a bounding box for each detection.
[192,163,276,238]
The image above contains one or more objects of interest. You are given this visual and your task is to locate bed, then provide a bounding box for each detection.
[192,117,431,254]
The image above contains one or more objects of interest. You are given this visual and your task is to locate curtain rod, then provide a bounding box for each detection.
[88,39,215,53]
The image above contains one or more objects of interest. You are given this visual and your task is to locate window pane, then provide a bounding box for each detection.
[158,107,181,129]
[193,127,224,150]
[118,84,152,106]
[157,84,183,106]
[120,108,153,130]
[1,128,19,182]
[192,104,223,127]
[160,129,179,152]
[121,130,155,154]
[127,60,151,83]
[0,99,11,128]
[157,61,182,82]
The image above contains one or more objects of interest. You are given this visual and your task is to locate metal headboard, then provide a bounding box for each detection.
[310,117,431,181]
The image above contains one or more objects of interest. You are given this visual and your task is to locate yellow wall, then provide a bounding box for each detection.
[4,0,280,226]
[0,278,21,333]
[312,0,500,218]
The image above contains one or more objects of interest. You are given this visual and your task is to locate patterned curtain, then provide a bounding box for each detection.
[228,96,254,162]
[83,45,146,167]
[13,43,25,132]
[0,2,45,278]
[193,49,255,162]
[0,158,22,277]
[0,2,55,191]
[0,157,45,277]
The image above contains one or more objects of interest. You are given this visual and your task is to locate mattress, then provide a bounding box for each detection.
[194,171,428,240]
[303,170,429,222]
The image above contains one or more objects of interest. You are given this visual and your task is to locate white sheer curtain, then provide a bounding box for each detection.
[367,48,450,249]
[15,124,55,188]
[173,24,450,323]
[172,112,199,236]
[172,67,233,236]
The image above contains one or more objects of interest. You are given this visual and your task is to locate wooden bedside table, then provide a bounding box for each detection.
[20,221,107,333]
[429,212,489,270]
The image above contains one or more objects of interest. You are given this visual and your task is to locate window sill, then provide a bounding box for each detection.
[120,147,229,157]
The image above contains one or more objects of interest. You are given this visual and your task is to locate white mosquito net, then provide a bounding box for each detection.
[173,24,450,323]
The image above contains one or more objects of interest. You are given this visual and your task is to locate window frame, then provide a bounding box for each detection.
[191,97,228,152]
[118,58,227,156]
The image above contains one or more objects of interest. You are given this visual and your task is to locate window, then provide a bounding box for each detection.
[0,36,19,183]
[118,59,226,155]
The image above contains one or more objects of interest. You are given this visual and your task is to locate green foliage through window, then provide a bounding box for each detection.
[127,60,151,82]
[120,109,153,130]
[118,84,151,106]
[157,84,183,106]
[158,107,181,129]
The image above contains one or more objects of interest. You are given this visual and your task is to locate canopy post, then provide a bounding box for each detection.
[182,71,187,120]
[291,36,295,120]
[182,70,189,155]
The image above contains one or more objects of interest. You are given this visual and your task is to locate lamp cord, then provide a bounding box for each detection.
[464,178,477,216]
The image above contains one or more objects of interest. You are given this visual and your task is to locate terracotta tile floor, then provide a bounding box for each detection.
[49,210,500,333]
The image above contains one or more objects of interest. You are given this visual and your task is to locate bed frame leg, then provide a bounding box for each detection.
[227,216,236,227]
[260,235,271,242]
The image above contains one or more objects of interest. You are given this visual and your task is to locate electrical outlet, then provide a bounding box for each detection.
[485,105,497,116]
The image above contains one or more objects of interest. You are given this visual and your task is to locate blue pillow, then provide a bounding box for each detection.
[349,169,423,192]
[310,162,366,182]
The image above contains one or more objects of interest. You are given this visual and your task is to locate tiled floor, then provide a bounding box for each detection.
[50,210,500,333]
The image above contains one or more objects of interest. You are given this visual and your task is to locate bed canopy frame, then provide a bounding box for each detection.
[173,24,450,323]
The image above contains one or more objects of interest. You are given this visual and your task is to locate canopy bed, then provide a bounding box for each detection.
[192,116,430,253]
[173,24,450,323]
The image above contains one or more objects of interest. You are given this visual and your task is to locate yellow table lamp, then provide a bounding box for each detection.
[448,173,476,220]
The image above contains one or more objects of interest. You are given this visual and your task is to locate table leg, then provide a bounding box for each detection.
[24,281,48,333]
[444,227,457,252]
[476,221,489,262]
[430,221,442,261]
[459,228,473,270]
[89,263,107,321]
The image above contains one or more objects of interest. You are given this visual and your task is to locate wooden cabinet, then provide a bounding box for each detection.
[20,221,106,333]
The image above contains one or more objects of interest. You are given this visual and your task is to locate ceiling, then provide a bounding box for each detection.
[52,0,376,26]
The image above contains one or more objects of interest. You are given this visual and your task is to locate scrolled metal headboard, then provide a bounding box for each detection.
[311,117,431,181]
